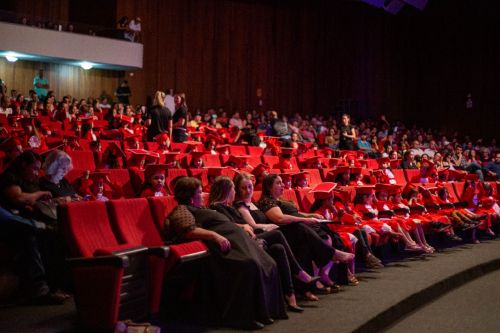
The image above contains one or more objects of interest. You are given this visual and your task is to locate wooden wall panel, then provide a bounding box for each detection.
[0,58,121,101]
[5,0,500,138]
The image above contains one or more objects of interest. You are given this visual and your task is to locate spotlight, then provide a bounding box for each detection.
[5,54,18,62]
[80,62,93,70]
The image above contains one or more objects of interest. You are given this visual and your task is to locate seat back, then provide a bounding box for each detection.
[201,154,222,167]
[444,182,460,203]
[262,155,280,168]
[104,168,136,198]
[282,189,300,208]
[229,145,247,155]
[148,196,178,233]
[252,190,262,202]
[107,198,164,247]
[404,169,420,183]
[452,182,466,201]
[302,169,322,187]
[295,188,315,212]
[247,155,263,168]
[392,169,407,185]
[60,201,119,258]
[170,142,187,152]
[68,151,96,170]
[246,146,264,156]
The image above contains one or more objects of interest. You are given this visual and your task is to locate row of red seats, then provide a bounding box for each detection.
[60,197,209,331]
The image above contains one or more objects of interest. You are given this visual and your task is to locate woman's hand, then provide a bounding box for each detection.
[37,191,53,202]
[259,224,279,231]
[239,224,256,239]
[310,213,324,219]
[305,217,321,225]
[213,234,231,252]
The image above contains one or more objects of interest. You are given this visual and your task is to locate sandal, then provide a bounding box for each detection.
[348,276,359,286]
[302,291,319,301]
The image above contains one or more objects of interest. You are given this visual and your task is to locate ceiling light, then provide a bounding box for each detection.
[5,54,18,62]
[80,61,93,70]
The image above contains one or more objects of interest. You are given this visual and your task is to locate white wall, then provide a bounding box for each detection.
[0,21,143,70]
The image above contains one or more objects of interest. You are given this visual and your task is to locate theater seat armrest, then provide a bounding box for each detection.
[454,202,468,208]
[67,255,129,268]
[148,246,170,258]
[178,249,210,264]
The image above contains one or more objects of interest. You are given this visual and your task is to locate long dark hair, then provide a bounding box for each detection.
[309,198,327,214]
[261,173,280,199]
[7,150,41,175]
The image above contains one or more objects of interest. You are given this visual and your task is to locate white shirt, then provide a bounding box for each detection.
[164,94,175,116]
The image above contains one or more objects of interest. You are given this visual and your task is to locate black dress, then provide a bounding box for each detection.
[214,202,302,296]
[339,124,355,150]
[172,106,188,142]
[146,105,172,141]
[166,205,286,326]
[256,196,336,275]
[39,177,76,198]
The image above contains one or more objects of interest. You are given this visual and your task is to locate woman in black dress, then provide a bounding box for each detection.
[256,174,357,290]
[209,176,321,312]
[146,91,172,141]
[171,93,188,142]
[338,113,357,151]
[165,177,286,330]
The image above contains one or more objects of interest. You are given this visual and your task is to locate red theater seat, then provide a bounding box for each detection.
[170,142,187,152]
[295,188,315,212]
[246,146,264,156]
[67,151,96,170]
[229,145,247,155]
[302,169,322,187]
[147,196,209,270]
[252,190,262,202]
[392,169,407,185]
[282,189,300,208]
[404,169,420,183]
[106,198,170,314]
[60,201,150,330]
[102,168,135,198]
[201,154,222,167]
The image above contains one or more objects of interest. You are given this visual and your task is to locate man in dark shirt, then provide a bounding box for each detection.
[484,152,500,180]
[115,80,131,105]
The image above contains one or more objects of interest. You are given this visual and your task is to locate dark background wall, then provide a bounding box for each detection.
[5,0,500,140]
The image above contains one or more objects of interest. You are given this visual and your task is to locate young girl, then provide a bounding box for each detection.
[376,184,434,253]
[139,164,168,197]
[309,182,384,269]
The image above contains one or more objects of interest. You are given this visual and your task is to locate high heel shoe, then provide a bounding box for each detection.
[287,303,305,312]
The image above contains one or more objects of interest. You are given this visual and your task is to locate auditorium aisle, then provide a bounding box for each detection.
[385,269,500,333]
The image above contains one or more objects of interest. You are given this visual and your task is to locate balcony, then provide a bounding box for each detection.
[0,21,143,70]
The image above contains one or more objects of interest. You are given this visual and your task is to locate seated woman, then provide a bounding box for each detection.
[209,175,321,312]
[39,150,80,202]
[256,173,356,290]
[166,177,286,329]
[139,164,168,197]
[308,182,384,269]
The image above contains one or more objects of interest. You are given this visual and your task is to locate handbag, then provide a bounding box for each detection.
[33,200,58,227]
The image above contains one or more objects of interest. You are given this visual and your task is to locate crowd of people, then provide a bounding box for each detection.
[0,81,499,329]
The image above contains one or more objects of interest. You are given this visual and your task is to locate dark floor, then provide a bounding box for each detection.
[1,238,500,333]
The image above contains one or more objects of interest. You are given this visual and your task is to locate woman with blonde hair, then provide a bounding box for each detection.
[146,90,172,141]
